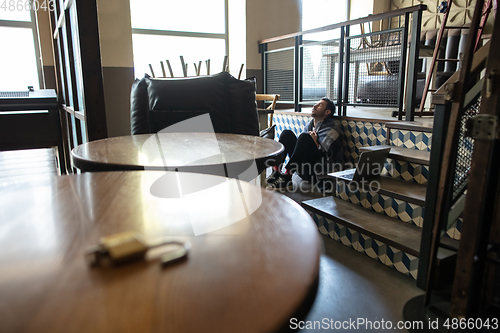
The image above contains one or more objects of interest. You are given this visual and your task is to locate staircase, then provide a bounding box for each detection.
[302,120,460,279]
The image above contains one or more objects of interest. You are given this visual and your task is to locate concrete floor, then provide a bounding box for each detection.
[302,234,424,332]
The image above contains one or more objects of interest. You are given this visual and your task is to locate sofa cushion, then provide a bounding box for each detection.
[130,72,260,135]
[146,72,231,133]
[149,109,214,133]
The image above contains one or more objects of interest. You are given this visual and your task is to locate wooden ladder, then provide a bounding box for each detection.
[418,0,494,116]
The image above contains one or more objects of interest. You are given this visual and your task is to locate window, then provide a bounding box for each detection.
[0,7,42,90]
[129,0,228,79]
[300,0,349,103]
[301,0,348,33]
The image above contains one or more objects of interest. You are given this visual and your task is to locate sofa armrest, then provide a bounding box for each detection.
[130,77,150,135]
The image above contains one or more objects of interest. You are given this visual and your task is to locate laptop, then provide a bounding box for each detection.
[336,147,391,182]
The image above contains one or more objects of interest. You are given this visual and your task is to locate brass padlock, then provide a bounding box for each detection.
[85,231,190,267]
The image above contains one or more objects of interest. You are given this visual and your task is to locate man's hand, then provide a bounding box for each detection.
[309,131,320,148]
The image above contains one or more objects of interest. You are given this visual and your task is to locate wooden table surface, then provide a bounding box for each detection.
[71,133,284,175]
[0,171,321,333]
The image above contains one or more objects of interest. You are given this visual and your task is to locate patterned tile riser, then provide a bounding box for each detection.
[308,210,460,279]
[309,211,419,279]
[336,181,425,227]
[341,120,388,167]
[390,129,432,151]
[383,159,429,185]
[341,152,430,184]
[342,122,433,151]
[335,182,462,239]
[342,155,429,185]
[274,114,432,147]
[275,114,312,139]
[446,217,462,241]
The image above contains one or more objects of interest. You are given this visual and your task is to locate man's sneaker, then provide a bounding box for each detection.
[266,169,281,184]
[266,174,293,190]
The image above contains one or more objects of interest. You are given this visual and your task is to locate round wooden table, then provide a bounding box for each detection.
[0,171,321,333]
[71,133,284,177]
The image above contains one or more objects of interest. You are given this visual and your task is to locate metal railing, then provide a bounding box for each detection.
[259,4,426,121]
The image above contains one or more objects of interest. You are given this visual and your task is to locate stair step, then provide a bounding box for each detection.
[302,196,422,257]
[441,236,459,250]
[385,121,433,133]
[329,174,427,206]
[359,144,430,166]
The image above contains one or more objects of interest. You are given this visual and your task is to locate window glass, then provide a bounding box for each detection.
[130,0,225,34]
[0,4,31,21]
[301,0,347,41]
[70,114,78,148]
[0,27,39,90]
[61,20,74,107]
[56,40,66,102]
[302,0,346,30]
[132,35,226,79]
[69,4,84,111]
[80,119,87,144]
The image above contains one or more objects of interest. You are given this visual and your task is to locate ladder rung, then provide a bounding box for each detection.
[436,58,460,62]
[428,89,437,92]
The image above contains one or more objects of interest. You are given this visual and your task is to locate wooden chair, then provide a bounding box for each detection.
[256,94,280,127]
[255,94,280,186]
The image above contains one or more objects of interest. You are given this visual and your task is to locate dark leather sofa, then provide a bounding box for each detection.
[130,72,260,136]
[356,26,468,106]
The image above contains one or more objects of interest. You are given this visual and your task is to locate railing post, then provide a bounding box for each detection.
[398,12,410,120]
[416,102,451,289]
[342,25,351,116]
[337,26,345,116]
[260,43,268,94]
[294,36,302,112]
[405,9,422,121]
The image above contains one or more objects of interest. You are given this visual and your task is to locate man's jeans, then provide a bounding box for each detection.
[278,129,326,181]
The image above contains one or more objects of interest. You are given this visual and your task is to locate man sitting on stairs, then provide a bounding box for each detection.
[267,97,341,190]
